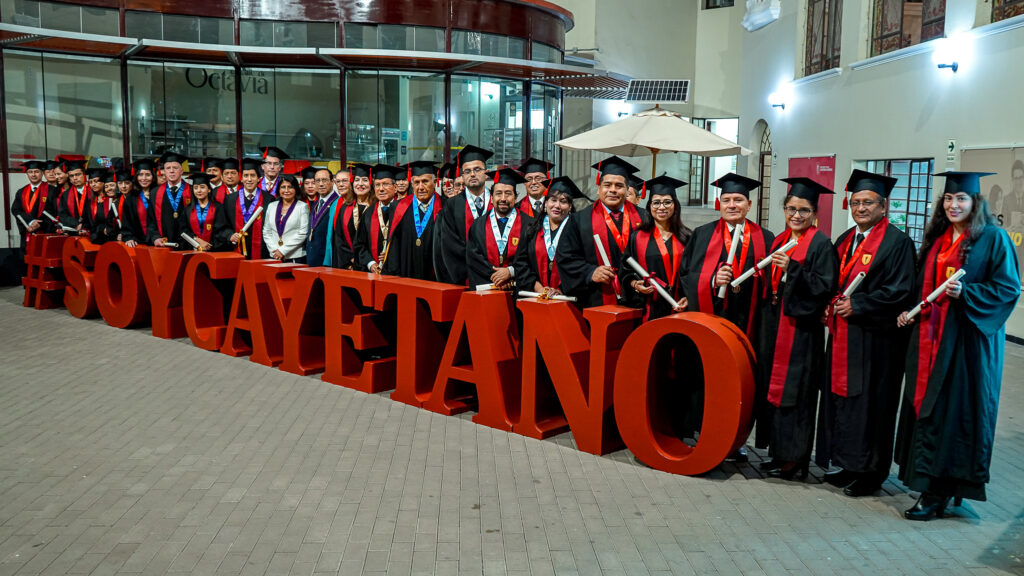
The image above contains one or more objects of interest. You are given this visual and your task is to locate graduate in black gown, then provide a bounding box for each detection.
[324,163,373,270]
[147,152,192,249]
[516,158,554,219]
[223,158,271,259]
[380,161,442,280]
[57,160,90,235]
[305,167,338,266]
[815,170,916,497]
[514,176,585,296]
[757,178,839,480]
[619,175,690,320]
[556,156,644,308]
[435,145,494,285]
[89,172,120,244]
[895,172,1021,520]
[121,160,156,248]
[356,164,400,274]
[466,168,534,289]
[180,173,230,252]
[11,161,55,246]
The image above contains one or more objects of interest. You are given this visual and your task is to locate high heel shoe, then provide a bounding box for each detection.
[766,460,809,481]
[904,493,952,521]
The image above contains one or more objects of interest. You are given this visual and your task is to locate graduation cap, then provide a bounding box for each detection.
[542,176,586,201]
[394,164,408,182]
[131,159,156,176]
[87,168,108,180]
[114,169,133,183]
[934,171,994,196]
[201,157,223,172]
[518,158,555,178]
[158,151,189,166]
[407,161,438,178]
[99,171,115,184]
[44,160,61,171]
[240,158,263,174]
[436,162,454,180]
[62,160,86,173]
[350,163,373,179]
[261,146,289,161]
[842,169,898,209]
[644,175,688,200]
[711,172,760,209]
[592,156,639,185]
[781,177,835,204]
[220,158,240,172]
[455,145,494,175]
[299,166,319,181]
[189,173,215,188]
[371,164,399,181]
[488,168,527,187]
[627,174,646,199]
[21,160,45,172]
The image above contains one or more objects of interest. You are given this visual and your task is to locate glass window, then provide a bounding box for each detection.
[532,42,562,64]
[452,30,481,55]
[38,1,80,32]
[507,36,525,59]
[871,0,946,56]
[162,14,200,43]
[304,22,336,48]
[1,0,41,27]
[529,84,560,168]
[345,71,445,165]
[346,71,380,163]
[125,11,162,40]
[804,0,842,76]
[705,0,735,7]
[241,69,340,161]
[41,54,123,159]
[128,62,237,160]
[379,24,411,50]
[240,20,273,46]
[993,0,1024,22]
[344,23,377,49]
[81,5,116,35]
[862,158,933,245]
[3,51,47,164]
[200,17,233,44]
[414,26,444,52]
[451,75,523,166]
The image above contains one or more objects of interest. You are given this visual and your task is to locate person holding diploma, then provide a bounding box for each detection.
[514,176,586,296]
[757,178,839,480]
[262,174,309,262]
[895,172,1020,520]
[816,170,916,497]
[180,173,229,252]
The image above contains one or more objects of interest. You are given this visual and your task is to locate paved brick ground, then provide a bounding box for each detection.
[0,286,1022,576]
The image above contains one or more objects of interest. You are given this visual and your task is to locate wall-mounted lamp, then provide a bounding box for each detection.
[768,82,793,110]
[616,101,632,117]
[932,34,973,73]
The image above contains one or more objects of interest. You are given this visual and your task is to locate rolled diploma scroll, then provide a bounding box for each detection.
[475,284,498,292]
[730,238,800,287]
[907,269,966,320]
[625,256,680,309]
[239,206,264,236]
[16,215,31,230]
[42,210,75,232]
[162,242,179,248]
[843,271,867,298]
[518,291,577,302]
[718,227,743,298]
[180,232,201,250]
[592,234,621,299]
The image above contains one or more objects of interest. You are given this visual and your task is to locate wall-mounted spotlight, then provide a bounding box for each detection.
[616,101,632,117]
[932,34,973,73]
[768,82,793,110]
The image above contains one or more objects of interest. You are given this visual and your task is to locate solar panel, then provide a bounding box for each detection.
[625,79,690,103]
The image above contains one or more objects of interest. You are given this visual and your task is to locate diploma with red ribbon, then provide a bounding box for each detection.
[907,268,966,320]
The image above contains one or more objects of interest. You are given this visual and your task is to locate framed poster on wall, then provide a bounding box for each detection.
[788,155,836,236]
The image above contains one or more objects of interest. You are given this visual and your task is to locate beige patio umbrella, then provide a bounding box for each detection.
[555,106,752,177]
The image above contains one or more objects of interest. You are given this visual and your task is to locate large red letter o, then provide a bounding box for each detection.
[95,243,150,328]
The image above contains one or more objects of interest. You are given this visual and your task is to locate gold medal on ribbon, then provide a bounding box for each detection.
[416,238,422,247]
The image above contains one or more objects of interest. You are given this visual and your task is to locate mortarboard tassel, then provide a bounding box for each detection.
[640,182,646,200]
[595,160,602,186]
[262,147,268,159]
[842,195,849,210]
[715,194,721,210]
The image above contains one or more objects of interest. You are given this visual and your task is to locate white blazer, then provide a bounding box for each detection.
[263,200,309,260]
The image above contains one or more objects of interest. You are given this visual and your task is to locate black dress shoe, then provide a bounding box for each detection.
[823,468,856,487]
[759,459,782,471]
[766,461,809,481]
[843,478,882,497]
[725,446,749,463]
[904,493,952,521]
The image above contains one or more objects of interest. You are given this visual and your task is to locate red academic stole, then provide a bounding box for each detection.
[766,226,818,407]
[368,202,395,263]
[636,229,684,320]
[534,230,560,289]
[20,183,48,218]
[136,194,149,233]
[696,220,766,324]
[153,182,192,237]
[213,185,228,204]
[234,193,263,260]
[333,203,356,251]
[485,212,523,267]
[518,196,540,218]
[591,202,642,305]
[67,186,88,220]
[463,194,492,240]
[189,203,218,242]
[912,227,965,415]
[829,219,889,397]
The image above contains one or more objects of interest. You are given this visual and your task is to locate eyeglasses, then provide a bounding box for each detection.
[462,167,486,174]
[784,207,814,217]
[848,200,881,209]
[313,178,332,183]
[524,176,546,183]
[650,200,673,207]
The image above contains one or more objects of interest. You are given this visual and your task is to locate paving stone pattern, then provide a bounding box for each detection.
[0,287,1022,575]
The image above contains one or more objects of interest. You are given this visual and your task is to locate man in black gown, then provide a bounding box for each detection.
[467,168,533,289]
[356,164,400,275]
[435,145,493,285]
[381,161,442,280]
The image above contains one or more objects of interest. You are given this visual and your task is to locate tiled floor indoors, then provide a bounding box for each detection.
[1,286,1022,575]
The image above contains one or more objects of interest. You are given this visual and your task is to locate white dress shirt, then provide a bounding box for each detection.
[263,200,309,260]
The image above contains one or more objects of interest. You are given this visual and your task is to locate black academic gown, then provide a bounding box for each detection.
[305,193,338,266]
[756,230,838,460]
[119,190,152,244]
[180,200,231,251]
[815,223,915,480]
[679,219,775,336]
[58,186,92,232]
[436,190,489,285]
[222,189,272,259]
[88,196,121,245]
[354,201,396,271]
[381,194,443,281]
[466,209,534,288]
[619,228,688,321]
[11,183,55,241]
[328,203,370,270]
[895,225,1021,501]
[555,203,642,309]
[146,183,191,249]
[514,218,567,294]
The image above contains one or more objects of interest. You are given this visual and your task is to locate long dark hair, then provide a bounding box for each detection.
[917,192,996,268]
[641,192,692,244]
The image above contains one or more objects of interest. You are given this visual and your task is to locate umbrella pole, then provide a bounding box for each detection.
[650,148,659,178]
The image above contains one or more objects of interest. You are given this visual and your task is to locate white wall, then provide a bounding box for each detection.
[739,3,1024,336]
[694,3,745,119]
